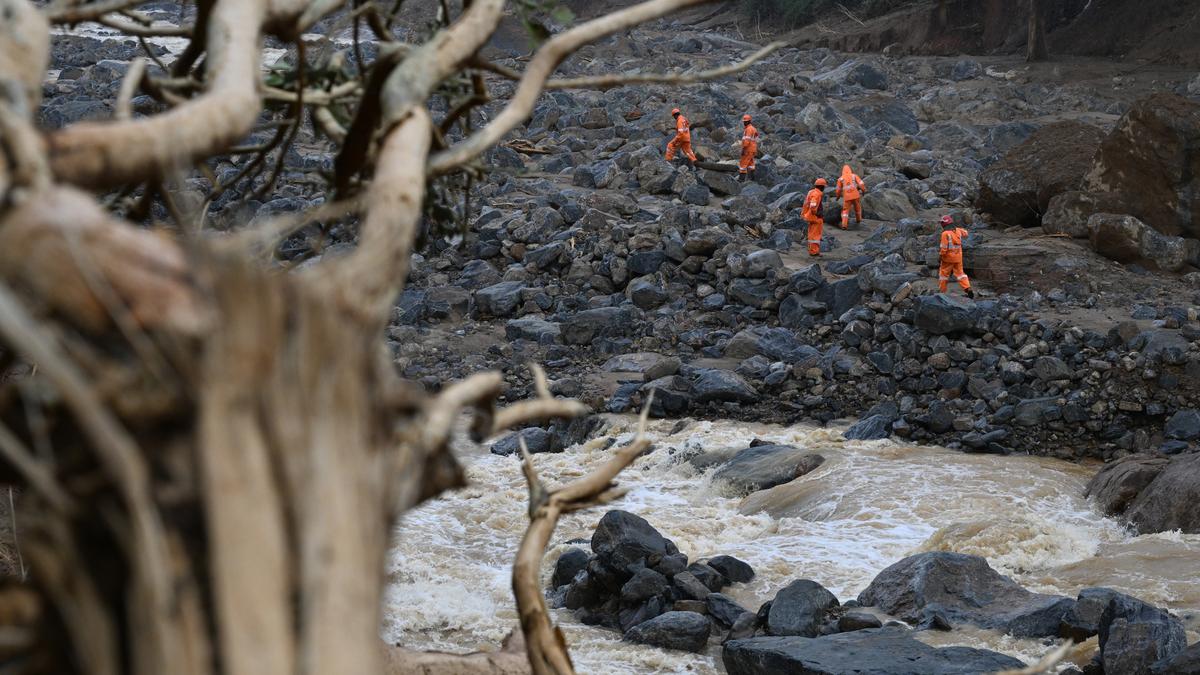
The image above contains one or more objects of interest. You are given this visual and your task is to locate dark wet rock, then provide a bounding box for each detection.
[684,227,730,256]
[857,552,1075,638]
[706,555,755,584]
[628,277,669,309]
[766,579,839,637]
[844,414,894,441]
[672,571,712,601]
[628,249,667,276]
[913,295,977,335]
[561,306,635,345]
[692,370,758,404]
[815,278,864,318]
[711,445,825,495]
[1088,213,1199,271]
[787,264,826,294]
[707,593,753,627]
[591,510,670,572]
[744,249,784,278]
[619,595,668,633]
[686,562,727,592]
[837,611,883,633]
[1085,455,1171,516]
[552,548,591,589]
[621,567,670,605]
[723,627,1025,675]
[458,259,503,288]
[815,59,889,90]
[1098,592,1187,675]
[491,427,560,456]
[624,611,711,653]
[1125,454,1200,534]
[1060,587,1124,641]
[1032,355,1073,381]
[976,120,1105,228]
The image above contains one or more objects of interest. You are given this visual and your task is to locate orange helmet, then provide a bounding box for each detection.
[743,114,752,123]
[671,108,681,116]
[815,178,828,187]
[940,215,955,226]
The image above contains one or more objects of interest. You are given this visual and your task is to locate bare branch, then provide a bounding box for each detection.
[993,640,1074,675]
[429,0,718,174]
[0,420,74,513]
[47,0,269,189]
[114,57,147,120]
[513,394,654,675]
[45,0,146,23]
[0,0,51,112]
[545,41,784,90]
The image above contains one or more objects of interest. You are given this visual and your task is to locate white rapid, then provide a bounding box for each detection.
[384,417,1200,673]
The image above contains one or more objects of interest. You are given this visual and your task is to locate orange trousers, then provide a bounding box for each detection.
[738,144,757,173]
[665,134,697,162]
[841,198,862,229]
[938,259,971,292]
[807,217,823,256]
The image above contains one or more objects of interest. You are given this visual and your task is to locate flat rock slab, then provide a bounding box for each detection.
[723,627,1025,675]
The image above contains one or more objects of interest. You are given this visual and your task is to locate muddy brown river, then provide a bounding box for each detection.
[384,417,1200,673]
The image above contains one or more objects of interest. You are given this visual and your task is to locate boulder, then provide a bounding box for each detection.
[707,593,753,627]
[1098,592,1187,675]
[591,510,671,572]
[723,627,1025,675]
[1085,455,1171,516]
[620,567,670,605]
[627,277,669,309]
[474,281,525,317]
[844,414,894,441]
[692,370,758,404]
[1166,409,1200,441]
[1125,454,1200,534]
[1041,191,1119,238]
[561,307,632,345]
[552,548,590,589]
[505,318,561,343]
[787,264,826,294]
[862,188,917,221]
[1032,356,1073,381]
[857,552,1075,638]
[976,121,1104,228]
[706,555,755,584]
[744,249,784,278]
[913,295,977,335]
[491,428,560,456]
[814,59,889,90]
[624,611,711,653]
[727,279,775,309]
[1082,94,1200,239]
[712,445,825,495]
[1060,587,1124,641]
[766,579,839,637]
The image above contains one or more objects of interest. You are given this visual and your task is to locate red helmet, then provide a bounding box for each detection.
[815,178,828,187]
[743,114,752,123]
[940,215,955,226]
[672,108,681,116]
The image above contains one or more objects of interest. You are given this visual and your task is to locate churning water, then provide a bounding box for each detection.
[383,417,1200,673]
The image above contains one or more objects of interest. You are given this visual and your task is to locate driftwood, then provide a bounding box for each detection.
[0,0,782,673]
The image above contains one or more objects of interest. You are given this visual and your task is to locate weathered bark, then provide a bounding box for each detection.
[1027,0,1048,62]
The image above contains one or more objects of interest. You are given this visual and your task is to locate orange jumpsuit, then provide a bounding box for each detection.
[802,187,825,256]
[939,227,972,293]
[836,166,865,230]
[665,114,697,162]
[739,123,760,174]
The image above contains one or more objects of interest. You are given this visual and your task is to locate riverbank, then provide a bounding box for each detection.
[385,416,1200,673]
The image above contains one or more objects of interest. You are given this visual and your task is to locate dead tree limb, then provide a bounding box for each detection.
[513,396,654,675]
[47,0,268,189]
[429,0,718,174]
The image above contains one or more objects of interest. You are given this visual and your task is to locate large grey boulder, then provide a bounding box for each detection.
[913,295,977,335]
[591,510,671,572]
[624,611,711,653]
[976,120,1104,228]
[1098,592,1188,675]
[765,579,839,637]
[1085,455,1171,516]
[857,552,1075,638]
[723,627,1025,675]
[1124,454,1200,534]
[711,444,825,496]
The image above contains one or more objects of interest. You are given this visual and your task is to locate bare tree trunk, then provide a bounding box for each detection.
[1027,0,1048,62]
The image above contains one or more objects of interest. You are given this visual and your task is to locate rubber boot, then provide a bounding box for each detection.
[966,289,976,299]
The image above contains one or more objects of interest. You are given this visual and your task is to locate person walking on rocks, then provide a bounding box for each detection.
[665,108,697,165]
[738,114,760,181]
[938,215,975,298]
[803,178,828,257]
[836,164,866,230]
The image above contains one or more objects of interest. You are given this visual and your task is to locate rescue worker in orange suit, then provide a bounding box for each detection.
[802,178,828,257]
[836,164,866,230]
[665,108,697,164]
[938,215,975,298]
[738,114,760,182]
